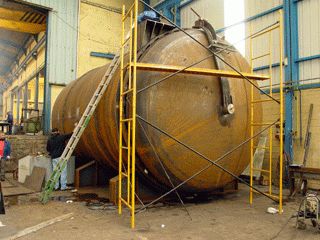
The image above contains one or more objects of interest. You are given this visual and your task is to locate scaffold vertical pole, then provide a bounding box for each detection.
[268,31,273,196]
[131,0,139,229]
[278,9,284,214]
[118,4,126,216]
[249,22,254,205]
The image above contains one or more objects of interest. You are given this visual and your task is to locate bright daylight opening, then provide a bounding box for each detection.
[224,0,245,56]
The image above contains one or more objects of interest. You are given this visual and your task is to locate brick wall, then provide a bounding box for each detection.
[5,135,48,161]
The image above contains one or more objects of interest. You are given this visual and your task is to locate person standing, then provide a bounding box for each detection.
[6,112,13,135]
[46,128,72,190]
[0,132,11,181]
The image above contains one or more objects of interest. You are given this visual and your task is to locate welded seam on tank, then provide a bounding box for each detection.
[140,0,280,104]
[135,116,279,213]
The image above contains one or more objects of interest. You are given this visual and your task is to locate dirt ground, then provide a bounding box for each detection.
[0,184,319,240]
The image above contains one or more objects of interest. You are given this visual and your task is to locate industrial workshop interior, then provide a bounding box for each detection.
[0,0,320,239]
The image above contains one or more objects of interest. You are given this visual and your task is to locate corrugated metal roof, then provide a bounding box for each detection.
[0,1,46,80]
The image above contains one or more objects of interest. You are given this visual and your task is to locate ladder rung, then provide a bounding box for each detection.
[122,3,134,20]
[120,198,132,209]
[251,53,270,61]
[252,190,279,200]
[251,98,279,103]
[254,146,269,150]
[252,168,270,173]
[122,146,128,149]
[121,63,131,71]
[40,55,120,203]
[121,118,133,122]
[251,122,273,126]
[121,36,131,47]
[121,88,133,96]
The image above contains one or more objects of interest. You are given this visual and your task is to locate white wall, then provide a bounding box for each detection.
[298,0,320,85]
[180,0,224,29]
[244,0,283,88]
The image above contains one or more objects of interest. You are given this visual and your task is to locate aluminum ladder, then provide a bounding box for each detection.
[41,55,120,203]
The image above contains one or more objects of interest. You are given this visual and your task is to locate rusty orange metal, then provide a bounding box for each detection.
[52,28,262,194]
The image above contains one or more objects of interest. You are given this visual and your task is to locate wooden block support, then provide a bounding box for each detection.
[74,160,97,188]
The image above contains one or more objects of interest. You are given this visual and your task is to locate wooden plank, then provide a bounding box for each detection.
[2,178,34,197]
[74,160,96,188]
[23,167,46,192]
[3,213,73,240]
[0,18,46,34]
[135,62,270,80]
[289,166,320,174]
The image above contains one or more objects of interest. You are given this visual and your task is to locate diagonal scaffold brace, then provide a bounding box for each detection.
[137,120,192,220]
[135,116,279,214]
[137,21,280,95]
[140,0,280,105]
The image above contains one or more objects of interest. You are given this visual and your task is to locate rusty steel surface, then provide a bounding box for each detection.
[52,28,262,194]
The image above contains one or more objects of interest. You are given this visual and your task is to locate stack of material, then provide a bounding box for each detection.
[23,167,46,192]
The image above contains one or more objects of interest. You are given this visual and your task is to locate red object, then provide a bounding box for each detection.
[0,140,4,158]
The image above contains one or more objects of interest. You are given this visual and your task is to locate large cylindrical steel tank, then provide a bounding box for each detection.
[52,28,262,194]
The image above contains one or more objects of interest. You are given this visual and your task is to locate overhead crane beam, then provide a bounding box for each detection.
[0,18,46,34]
[0,6,25,20]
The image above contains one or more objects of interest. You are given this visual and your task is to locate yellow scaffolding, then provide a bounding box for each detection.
[119,1,284,228]
[249,10,284,213]
[119,0,138,229]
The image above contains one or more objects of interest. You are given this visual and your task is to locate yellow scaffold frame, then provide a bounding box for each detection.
[249,10,284,213]
[119,0,283,228]
[119,0,138,229]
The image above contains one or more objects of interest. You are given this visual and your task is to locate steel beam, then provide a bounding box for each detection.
[34,73,39,110]
[296,54,320,63]
[10,91,13,113]
[9,35,46,83]
[90,51,115,59]
[16,88,20,123]
[23,83,28,119]
[216,5,283,34]
[283,0,297,162]
[0,18,46,34]
[0,6,25,19]
[135,62,270,80]
[153,0,181,26]
[179,0,194,9]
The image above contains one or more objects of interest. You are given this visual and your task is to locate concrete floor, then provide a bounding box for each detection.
[0,184,319,240]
